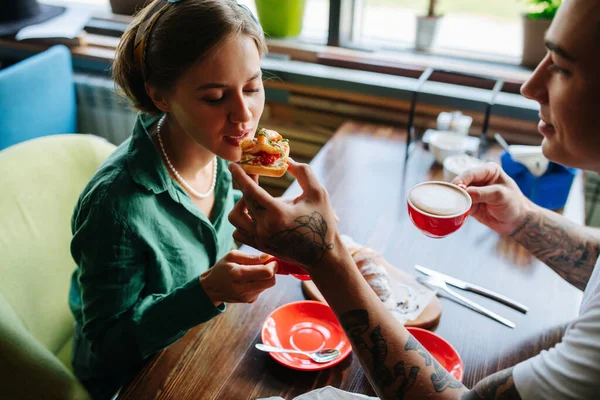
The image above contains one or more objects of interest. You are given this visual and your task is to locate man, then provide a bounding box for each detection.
[228,0,600,398]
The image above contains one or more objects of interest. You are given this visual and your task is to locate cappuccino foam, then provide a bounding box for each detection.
[409,183,469,216]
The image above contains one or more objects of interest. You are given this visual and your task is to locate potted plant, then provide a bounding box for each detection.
[415,0,441,51]
[521,0,562,67]
[255,0,306,38]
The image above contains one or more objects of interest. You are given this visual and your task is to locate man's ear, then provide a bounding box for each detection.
[146,84,170,112]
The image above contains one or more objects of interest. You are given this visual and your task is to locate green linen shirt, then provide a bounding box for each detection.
[69,113,242,368]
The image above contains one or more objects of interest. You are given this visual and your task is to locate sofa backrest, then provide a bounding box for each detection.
[0,134,115,353]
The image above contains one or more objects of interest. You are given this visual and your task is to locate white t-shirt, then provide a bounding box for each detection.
[514,256,600,399]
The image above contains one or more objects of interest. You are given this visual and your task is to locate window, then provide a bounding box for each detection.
[239,0,329,44]
[353,0,526,62]
[41,0,529,66]
[43,0,330,43]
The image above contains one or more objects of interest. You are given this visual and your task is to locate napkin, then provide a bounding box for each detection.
[340,235,435,325]
[16,8,90,41]
[258,386,378,400]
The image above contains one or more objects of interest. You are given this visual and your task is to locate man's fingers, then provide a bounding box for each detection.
[466,185,507,205]
[469,203,481,216]
[229,200,256,234]
[232,229,259,250]
[286,159,326,199]
[453,162,503,187]
[229,163,274,207]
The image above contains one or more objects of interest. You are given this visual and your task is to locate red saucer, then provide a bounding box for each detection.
[260,301,352,371]
[406,327,464,381]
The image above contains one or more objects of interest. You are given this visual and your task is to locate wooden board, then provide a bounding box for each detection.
[302,265,442,330]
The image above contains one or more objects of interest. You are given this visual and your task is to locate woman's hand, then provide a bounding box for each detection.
[200,250,277,305]
[453,162,535,236]
[228,160,342,273]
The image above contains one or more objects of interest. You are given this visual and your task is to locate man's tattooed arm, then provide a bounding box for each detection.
[267,211,334,267]
[461,368,521,400]
[405,335,462,393]
[511,208,600,291]
[339,309,464,399]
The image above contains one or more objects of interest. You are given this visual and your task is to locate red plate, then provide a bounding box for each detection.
[260,301,352,371]
[406,327,464,381]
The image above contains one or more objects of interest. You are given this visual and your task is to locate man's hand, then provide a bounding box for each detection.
[228,159,341,272]
[455,162,599,290]
[452,163,534,236]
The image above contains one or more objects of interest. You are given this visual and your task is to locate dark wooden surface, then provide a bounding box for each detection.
[119,121,584,400]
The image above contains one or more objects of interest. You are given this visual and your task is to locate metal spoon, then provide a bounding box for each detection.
[255,343,340,363]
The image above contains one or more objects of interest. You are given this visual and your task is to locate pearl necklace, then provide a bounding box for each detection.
[156,115,217,199]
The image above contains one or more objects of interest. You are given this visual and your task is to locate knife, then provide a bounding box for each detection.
[417,276,516,329]
[415,264,529,313]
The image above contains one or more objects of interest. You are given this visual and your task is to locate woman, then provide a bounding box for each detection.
[68,1,275,398]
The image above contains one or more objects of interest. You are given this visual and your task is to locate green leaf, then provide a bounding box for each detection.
[523,0,561,19]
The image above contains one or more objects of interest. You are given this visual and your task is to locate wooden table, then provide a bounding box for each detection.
[119,121,585,399]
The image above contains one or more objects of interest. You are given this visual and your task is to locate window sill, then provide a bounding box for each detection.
[266,38,533,95]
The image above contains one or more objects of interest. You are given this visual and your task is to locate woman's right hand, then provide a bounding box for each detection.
[200,250,277,306]
[452,162,535,236]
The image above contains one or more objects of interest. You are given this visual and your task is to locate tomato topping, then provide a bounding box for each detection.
[252,151,280,165]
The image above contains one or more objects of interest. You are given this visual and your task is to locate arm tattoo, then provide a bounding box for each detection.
[405,335,462,392]
[462,368,521,400]
[267,211,334,267]
[511,212,600,291]
[340,309,463,399]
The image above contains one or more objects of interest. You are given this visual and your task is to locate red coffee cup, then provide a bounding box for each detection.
[267,257,311,281]
[407,181,472,239]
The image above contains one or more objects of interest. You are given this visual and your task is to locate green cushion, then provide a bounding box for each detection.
[0,295,90,400]
[0,134,116,399]
[57,336,74,373]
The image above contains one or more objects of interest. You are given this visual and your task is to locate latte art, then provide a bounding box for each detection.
[409,183,470,216]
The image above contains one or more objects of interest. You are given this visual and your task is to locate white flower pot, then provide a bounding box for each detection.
[415,15,441,50]
[521,16,552,68]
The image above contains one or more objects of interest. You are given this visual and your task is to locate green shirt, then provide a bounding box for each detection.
[69,113,241,369]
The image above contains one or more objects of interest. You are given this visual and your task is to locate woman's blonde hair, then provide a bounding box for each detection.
[112,0,267,115]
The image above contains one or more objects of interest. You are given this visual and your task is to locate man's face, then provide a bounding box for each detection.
[520,0,600,172]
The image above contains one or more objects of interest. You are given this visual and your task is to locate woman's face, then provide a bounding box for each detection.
[158,34,265,162]
[520,0,600,171]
